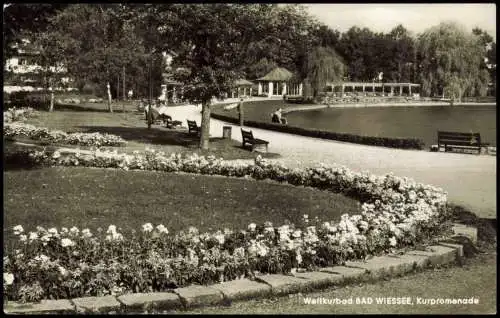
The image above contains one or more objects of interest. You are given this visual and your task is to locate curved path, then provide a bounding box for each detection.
[169,103,496,219]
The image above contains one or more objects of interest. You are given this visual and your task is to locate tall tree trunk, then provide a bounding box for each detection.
[49,87,54,112]
[122,66,126,101]
[107,82,113,113]
[117,74,120,101]
[200,101,211,150]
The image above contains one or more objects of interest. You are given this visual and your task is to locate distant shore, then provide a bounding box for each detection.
[283,101,496,114]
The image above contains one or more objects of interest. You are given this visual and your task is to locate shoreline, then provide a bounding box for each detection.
[283,102,496,114]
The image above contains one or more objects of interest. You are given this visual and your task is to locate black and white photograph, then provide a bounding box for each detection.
[3,2,496,315]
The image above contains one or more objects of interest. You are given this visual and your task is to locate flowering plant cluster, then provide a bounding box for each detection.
[3,107,36,123]
[4,122,127,147]
[4,148,452,302]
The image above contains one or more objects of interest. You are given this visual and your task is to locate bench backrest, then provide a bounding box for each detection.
[438,131,481,146]
[187,120,198,129]
[241,129,254,142]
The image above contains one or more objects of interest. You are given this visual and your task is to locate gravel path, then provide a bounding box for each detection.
[169,104,497,219]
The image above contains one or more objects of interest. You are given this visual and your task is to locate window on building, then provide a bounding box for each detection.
[262,82,269,94]
[273,82,280,95]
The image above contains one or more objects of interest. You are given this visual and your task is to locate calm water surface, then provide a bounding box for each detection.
[285,105,496,147]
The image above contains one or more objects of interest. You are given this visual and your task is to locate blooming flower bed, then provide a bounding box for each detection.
[4,122,127,147]
[3,107,36,123]
[4,148,452,303]
[3,107,127,147]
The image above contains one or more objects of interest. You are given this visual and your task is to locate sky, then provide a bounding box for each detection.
[305,3,496,40]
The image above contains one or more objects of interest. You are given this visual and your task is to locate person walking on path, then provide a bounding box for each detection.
[238,98,244,126]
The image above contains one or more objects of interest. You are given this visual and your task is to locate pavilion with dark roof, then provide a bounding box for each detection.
[230,78,254,98]
[255,67,303,97]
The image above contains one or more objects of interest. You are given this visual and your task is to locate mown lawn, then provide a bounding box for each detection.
[17,109,279,160]
[3,166,360,248]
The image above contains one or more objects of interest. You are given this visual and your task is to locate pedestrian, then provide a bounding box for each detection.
[238,98,244,126]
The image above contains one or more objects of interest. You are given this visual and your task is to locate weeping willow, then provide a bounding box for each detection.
[303,46,345,97]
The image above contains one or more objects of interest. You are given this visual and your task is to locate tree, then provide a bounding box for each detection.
[472,28,496,96]
[387,24,416,82]
[156,4,301,150]
[3,4,68,67]
[34,30,77,111]
[246,58,278,80]
[45,4,150,112]
[337,26,376,81]
[303,46,345,98]
[417,21,489,101]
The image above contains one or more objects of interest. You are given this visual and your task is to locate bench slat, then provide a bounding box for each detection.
[438,139,480,146]
[438,132,480,138]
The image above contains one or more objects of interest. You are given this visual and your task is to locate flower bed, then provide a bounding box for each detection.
[3,107,127,147]
[4,148,451,302]
[4,122,127,147]
[3,107,36,123]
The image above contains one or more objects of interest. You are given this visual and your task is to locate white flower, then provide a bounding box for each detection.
[214,233,225,245]
[107,225,117,234]
[292,230,302,238]
[19,234,27,242]
[156,224,169,234]
[4,273,14,286]
[34,254,50,263]
[248,223,257,231]
[296,252,303,265]
[389,236,397,247]
[61,238,75,247]
[81,228,92,238]
[70,226,80,235]
[48,228,59,235]
[142,223,154,232]
[52,150,61,159]
[13,225,24,235]
[106,233,123,241]
[58,266,68,277]
[61,227,69,234]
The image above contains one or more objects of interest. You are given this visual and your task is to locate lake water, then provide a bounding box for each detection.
[285,105,497,147]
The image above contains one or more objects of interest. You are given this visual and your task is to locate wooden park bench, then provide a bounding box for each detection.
[241,128,269,152]
[187,119,201,136]
[437,131,487,154]
[160,114,182,129]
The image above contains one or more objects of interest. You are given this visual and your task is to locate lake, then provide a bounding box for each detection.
[213,100,496,147]
[285,105,496,147]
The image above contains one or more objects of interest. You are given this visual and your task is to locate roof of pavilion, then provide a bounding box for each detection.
[233,79,254,86]
[256,67,294,82]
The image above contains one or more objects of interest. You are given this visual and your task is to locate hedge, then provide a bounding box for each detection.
[211,113,425,150]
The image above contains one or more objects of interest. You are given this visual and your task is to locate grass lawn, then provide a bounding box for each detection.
[3,166,360,249]
[17,108,280,160]
[179,251,497,315]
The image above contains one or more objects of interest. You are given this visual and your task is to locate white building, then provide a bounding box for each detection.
[4,39,73,93]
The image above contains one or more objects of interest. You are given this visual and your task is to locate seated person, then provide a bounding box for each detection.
[271,108,287,124]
